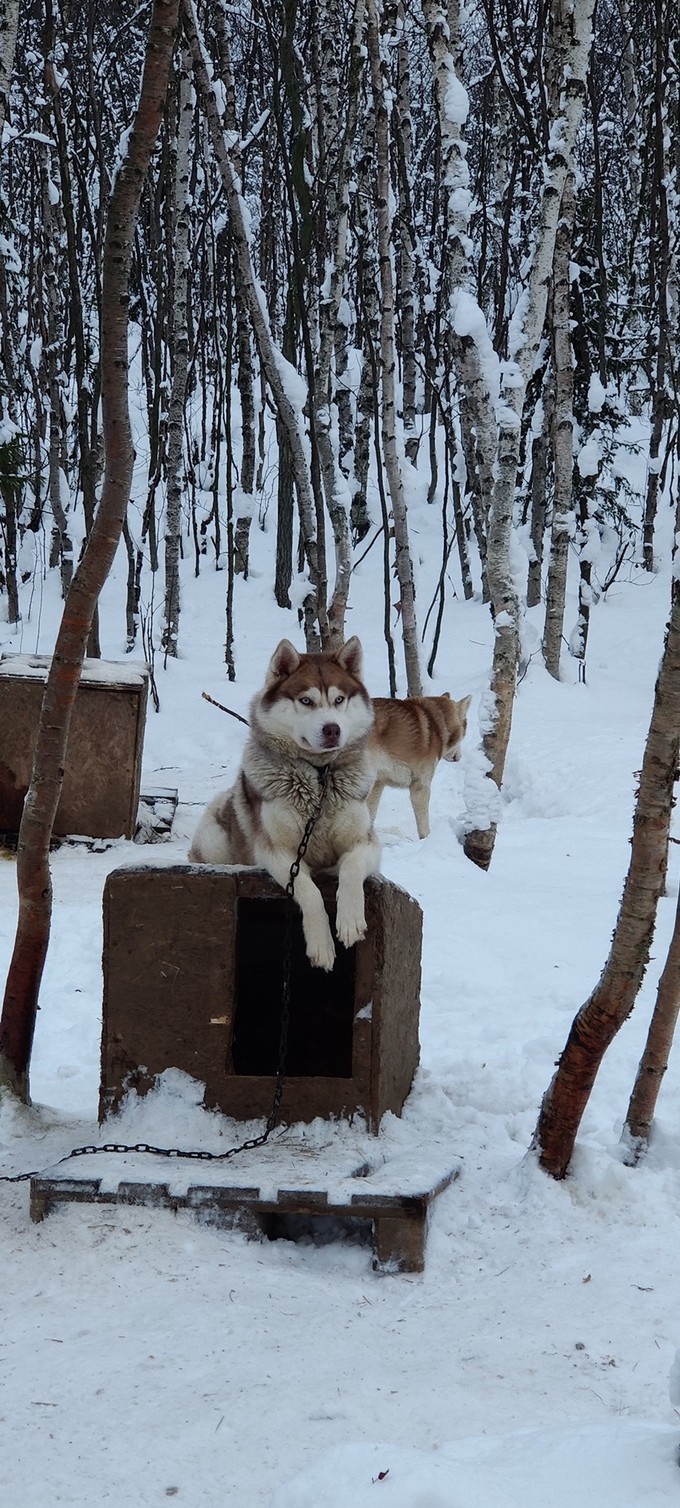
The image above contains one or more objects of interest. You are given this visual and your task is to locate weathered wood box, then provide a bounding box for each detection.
[100,865,422,1131]
[0,655,149,839]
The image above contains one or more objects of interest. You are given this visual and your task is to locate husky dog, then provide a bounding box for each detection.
[189,637,380,971]
[367,692,472,839]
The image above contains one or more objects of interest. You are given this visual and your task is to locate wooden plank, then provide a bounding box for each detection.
[373,1213,427,1274]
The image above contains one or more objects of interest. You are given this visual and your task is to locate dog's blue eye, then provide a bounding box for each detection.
[334,695,345,707]
[300,695,313,707]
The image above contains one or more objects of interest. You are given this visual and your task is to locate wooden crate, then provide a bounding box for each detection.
[0,654,149,839]
[100,864,422,1131]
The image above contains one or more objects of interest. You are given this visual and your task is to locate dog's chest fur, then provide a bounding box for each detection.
[239,732,372,868]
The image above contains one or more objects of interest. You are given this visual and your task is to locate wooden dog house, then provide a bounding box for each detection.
[100,864,422,1131]
[30,866,461,1271]
[0,655,149,840]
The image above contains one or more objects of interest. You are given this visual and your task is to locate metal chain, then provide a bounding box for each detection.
[1,766,332,1187]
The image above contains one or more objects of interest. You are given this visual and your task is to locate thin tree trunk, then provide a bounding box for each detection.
[542,172,577,678]
[533,575,680,1178]
[183,0,327,648]
[0,436,22,625]
[641,0,671,573]
[526,375,553,609]
[366,0,421,695]
[162,47,193,659]
[422,0,499,601]
[214,1,255,579]
[314,0,365,646]
[40,139,73,596]
[464,0,596,871]
[623,884,680,1159]
[390,0,417,459]
[0,0,178,1103]
[352,168,379,544]
[0,0,19,138]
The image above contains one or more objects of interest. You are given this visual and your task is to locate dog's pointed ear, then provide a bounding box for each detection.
[458,693,472,716]
[266,639,301,685]
[336,636,363,678]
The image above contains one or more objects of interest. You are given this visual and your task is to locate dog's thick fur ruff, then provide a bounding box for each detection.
[189,637,380,971]
[367,692,471,838]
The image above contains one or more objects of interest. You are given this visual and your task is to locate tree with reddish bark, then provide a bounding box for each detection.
[0,0,179,1103]
[533,575,680,1179]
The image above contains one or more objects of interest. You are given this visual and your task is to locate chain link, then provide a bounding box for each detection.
[1,766,333,1188]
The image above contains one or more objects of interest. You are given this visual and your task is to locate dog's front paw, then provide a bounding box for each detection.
[335,903,367,952]
[304,919,336,972]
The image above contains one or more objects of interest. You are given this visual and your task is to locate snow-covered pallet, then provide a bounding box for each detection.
[29,1146,460,1274]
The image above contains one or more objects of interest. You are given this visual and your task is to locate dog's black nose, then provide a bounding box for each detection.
[321,722,341,746]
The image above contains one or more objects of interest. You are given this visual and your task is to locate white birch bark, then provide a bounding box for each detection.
[313,0,365,645]
[422,0,499,594]
[352,172,379,543]
[366,0,422,695]
[642,0,674,572]
[182,0,328,646]
[616,0,641,213]
[464,0,596,869]
[214,1,255,578]
[542,171,576,677]
[0,0,19,137]
[39,142,73,597]
[391,0,417,455]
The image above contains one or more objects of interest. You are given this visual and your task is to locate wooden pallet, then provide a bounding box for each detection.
[29,1147,460,1273]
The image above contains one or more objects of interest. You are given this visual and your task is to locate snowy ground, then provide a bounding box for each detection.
[2,474,680,1506]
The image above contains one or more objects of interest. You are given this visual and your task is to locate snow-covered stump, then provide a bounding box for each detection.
[0,655,149,840]
[99,866,422,1132]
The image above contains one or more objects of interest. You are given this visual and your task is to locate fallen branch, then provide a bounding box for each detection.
[201,691,249,727]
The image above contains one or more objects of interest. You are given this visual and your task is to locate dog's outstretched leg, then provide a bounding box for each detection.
[264,850,336,972]
[335,836,381,951]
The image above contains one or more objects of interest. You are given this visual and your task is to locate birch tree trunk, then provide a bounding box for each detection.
[422,0,499,602]
[526,375,553,609]
[533,575,680,1179]
[214,0,255,579]
[542,171,577,678]
[0,0,179,1103]
[366,0,421,695]
[641,0,672,573]
[0,0,19,138]
[352,142,380,545]
[464,0,596,871]
[40,143,73,597]
[390,0,417,459]
[182,0,327,648]
[314,0,365,646]
[162,48,193,659]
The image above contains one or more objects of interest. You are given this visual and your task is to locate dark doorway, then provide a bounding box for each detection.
[231,897,355,1077]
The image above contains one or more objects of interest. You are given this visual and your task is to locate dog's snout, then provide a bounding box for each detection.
[321,722,341,747]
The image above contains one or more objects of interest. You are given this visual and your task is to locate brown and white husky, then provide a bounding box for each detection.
[367,692,472,839]
[189,637,380,971]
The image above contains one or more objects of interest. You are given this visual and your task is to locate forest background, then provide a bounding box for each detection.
[1,1,680,1502]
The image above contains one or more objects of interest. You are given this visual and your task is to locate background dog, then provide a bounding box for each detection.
[367,692,471,838]
[189,637,380,971]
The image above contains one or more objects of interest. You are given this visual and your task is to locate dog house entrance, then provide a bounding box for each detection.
[231,897,355,1078]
